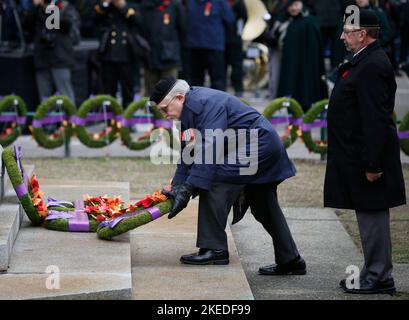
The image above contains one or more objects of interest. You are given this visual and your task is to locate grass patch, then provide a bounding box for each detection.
[25,157,409,263]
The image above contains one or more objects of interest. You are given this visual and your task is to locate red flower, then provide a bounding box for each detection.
[342,70,349,78]
[159,5,165,11]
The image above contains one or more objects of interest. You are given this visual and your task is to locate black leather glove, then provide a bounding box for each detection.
[162,183,196,219]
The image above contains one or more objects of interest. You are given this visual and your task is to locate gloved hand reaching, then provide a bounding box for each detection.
[162,183,196,219]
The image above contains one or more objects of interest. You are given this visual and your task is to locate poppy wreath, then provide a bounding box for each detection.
[301,99,329,155]
[31,96,77,149]
[43,192,172,235]
[399,111,409,156]
[262,97,304,148]
[74,95,123,148]
[97,198,173,240]
[119,97,176,151]
[2,146,44,225]
[0,96,27,147]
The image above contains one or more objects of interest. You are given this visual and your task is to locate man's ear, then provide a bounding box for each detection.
[177,93,186,104]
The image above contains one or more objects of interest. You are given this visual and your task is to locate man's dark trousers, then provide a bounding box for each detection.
[197,182,300,265]
[356,210,393,283]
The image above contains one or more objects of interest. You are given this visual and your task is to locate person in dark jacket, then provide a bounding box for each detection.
[306,0,344,68]
[95,0,141,107]
[398,0,409,65]
[225,0,246,97]
[272,0,327,111]
[186,0,234,91]
[140,0,186,96]
[324,9,406,294]
[24,0,79,102]
[149,76,306,275]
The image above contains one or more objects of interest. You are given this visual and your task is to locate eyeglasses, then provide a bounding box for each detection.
[342,28,364,34]
[157,96,176,114]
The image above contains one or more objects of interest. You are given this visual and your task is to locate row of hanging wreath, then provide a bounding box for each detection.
[1,95,409,156]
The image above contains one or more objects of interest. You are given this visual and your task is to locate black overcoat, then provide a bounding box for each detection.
[324,41,406,211]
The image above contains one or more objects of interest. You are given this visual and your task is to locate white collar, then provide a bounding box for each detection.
[353,45,368,57]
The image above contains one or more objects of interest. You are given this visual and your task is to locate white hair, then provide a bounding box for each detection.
[153,79,190,106]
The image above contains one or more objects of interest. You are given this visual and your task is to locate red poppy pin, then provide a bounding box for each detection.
[342,70,349,78]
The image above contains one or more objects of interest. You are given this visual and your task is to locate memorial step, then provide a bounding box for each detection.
[130,198,254,300]
[0,164,34,272]
[0,180,132,299]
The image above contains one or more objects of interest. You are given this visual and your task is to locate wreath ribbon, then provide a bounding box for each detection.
[0,115,26,125]
[13,145,29,197]
[98,206,161,229]
[45,200,89,232]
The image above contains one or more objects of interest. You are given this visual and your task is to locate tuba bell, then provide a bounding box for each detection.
[241,0,270,92]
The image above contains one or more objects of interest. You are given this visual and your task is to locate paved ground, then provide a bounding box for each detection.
[231,208,409,300]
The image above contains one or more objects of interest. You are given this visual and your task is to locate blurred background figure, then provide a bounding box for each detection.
[398,0,409,68]
[140,0,186,97]
[186,0,234,91]
[225,0,246,97]
[305,0,343,69]
[265,0,327,111]
[23,0,80,102]
[95,0,141,107]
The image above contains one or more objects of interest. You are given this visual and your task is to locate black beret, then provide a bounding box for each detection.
[344,8,380,28]
[150,76,177,105]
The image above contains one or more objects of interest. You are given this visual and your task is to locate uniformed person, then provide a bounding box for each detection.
[150,76,307,275]
[95,0,141,107]
[324,9,406,294]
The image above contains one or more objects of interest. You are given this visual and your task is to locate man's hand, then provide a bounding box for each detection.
[163,183,196,219]
[366,172,383,183]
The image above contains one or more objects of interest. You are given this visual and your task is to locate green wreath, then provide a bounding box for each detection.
[120,98,177,151]
[32,96,76,149]
[75,95,123,148]
[399,111,409,156]
[301,99,329,155]
[0,96,27,147]
[262,97,304,148]
[42,204,101,233]
[97,200,173,240]
[2,146,43,225]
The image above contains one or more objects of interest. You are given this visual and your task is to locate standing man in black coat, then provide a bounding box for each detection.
[24,0,79,102]
[140,0,186,96]
[95,0,141,107]
[324,9,406,294]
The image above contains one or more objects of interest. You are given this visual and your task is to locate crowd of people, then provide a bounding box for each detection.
[1,0,409,109]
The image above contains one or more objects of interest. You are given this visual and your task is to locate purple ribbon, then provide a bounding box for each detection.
[399,131,409,139]
[121,117,154,127]
[269,117,303,126]
[45,210,76,220]
[32,115,68,128]
[0,115,26,125]
[154,119,173,129]
[98,206,162,229]
[15,183,28,197]
[47,196,73,208]
[68,200,89,232]
[302,120,328,132]
[73,112,115,126]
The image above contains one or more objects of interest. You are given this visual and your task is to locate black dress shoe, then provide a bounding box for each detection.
[180,248,229,265]
[339,278,396,295]
[259,255,307,275]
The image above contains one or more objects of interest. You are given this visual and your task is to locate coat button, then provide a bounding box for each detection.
[112,31,117,37]
[122,40,127,45]
[111,39,116,45]
[122,31,127,37]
